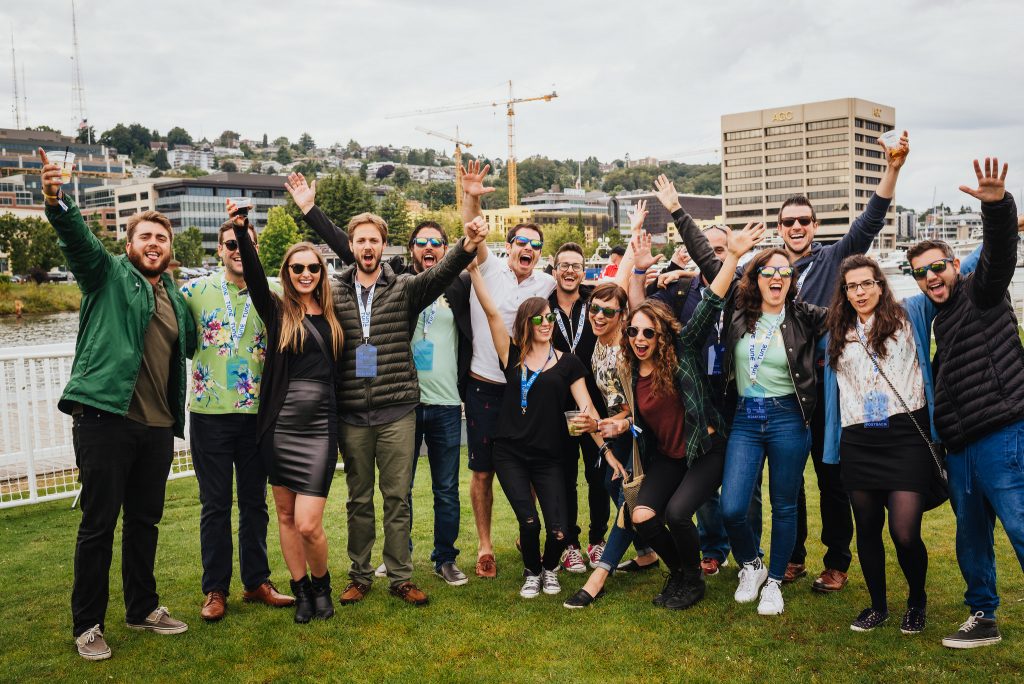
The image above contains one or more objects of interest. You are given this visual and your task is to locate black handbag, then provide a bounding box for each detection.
[858,340,949,511]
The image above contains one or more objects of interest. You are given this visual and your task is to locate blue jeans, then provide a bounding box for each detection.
[594,435,653,573]
[411,404,462,569]
[697,483,764,563]
[722,395,811,581]
[946,419,1024,618]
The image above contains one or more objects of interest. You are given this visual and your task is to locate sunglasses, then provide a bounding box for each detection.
[529,312,557,325]
[289,263,322,275]
[221,239,256,251]
[844,279,880,293]
[911,258,954,280]
[758,266,795,279]
[625,326,657,339]
[512,235,544,250]
[588,304,621,317]
[780,217,814,228]
[413,237,445,247]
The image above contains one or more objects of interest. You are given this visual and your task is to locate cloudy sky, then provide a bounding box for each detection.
[5,0,1023,211]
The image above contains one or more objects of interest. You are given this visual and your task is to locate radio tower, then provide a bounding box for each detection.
[70,0,89,143]
[10,29,21,128]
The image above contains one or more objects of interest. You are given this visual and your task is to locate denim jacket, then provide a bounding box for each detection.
[823,247,981,464]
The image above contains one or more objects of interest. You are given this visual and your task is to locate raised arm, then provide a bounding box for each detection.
[626,230,664,309]
[460,160,493,265]
[467,256,510,367]
[406,216,487,314]
[654,173,725,283]
[613,199,649,290]
[226,199,276,323]
[286,173,357,264]
[961,157,1017,309]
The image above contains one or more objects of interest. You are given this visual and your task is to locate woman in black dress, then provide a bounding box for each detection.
[228,200,344,623]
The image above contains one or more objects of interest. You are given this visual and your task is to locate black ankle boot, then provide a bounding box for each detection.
[310,571,335,620]
[290,576,315,624]
[664,566,705,611]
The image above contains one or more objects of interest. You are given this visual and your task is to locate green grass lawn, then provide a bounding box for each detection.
[1,454,1021,683]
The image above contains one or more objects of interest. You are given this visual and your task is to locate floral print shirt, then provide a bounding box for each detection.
[592,340,626,414]
[180,272,278,414]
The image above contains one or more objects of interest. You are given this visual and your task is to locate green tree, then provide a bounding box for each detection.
[298,132,316,152]
[217,130,241,147]
[166,126,192,149]
[423,181,455,209]
[273,136,290,148]
[541,218,585,258]
[0,216,65,274]
[239,142,254,159]
[393,166,411,188]
[154,148,170,170]
[75,125,96,144]
[275,146,293,165]
[28,124,61,134]
[220,160,238,172]
[174,226,205,267]
[379,190,412,245]
[406,149,423,165]
[87,217,120,255]
[345,139,361,158]
[283,172,375,241]
[150,168,164,178]
[358,162,368,181]
[259,207,302,273]
[262,133,268,147]
[98,123,154,161]
[178,165,208,178]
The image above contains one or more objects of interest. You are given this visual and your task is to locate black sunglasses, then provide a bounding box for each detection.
[780,217,814,228]
[588,303,621,317]
[911,258,954,280]
[221,238,256,251]
[289,263,322,275]
[625,326,657,339]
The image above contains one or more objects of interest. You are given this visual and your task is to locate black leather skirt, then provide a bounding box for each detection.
[268,379,338,497]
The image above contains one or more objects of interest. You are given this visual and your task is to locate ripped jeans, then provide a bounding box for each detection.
[493,441,567,575]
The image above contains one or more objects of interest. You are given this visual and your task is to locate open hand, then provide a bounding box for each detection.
[670,245,690,269]
[959,157,1007,203]
[629,230,664,272]
[654,174,681,213]
[284,173,316,214]
[657,269,689,289]
[728,221,766,257]
[628,199,648,234]
[461,159,495,198]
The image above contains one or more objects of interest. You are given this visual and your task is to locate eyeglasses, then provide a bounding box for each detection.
[288,263,322,275]
[588,304,621,317]
[911,258,954,280]
[413,237,445,247]
[758,266,795,279]
[844,279,880,293]
[780,217,814,228]
[556,263,584,273]
[625,326,657,339]
[529,312,557,325]
[512,235,544,250]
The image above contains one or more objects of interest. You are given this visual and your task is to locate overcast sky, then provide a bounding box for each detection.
[5,0,1023,211]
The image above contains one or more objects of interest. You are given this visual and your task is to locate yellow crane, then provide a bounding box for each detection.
[388,81,557,207]
[415,126,472,214]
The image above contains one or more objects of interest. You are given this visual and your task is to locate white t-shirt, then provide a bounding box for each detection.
[469,254,556,383]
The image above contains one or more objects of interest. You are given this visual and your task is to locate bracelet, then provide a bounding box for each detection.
[599,442,611,457]
[42,190,59,200]
[632,268,647,275]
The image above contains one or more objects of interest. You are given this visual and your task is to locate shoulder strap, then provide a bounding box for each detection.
[857,339,929,445]
[617,365,644,478]
[302,317,336,382]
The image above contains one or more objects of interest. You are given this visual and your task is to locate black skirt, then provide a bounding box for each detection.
[839,407,933,493]
[267,378,338,497]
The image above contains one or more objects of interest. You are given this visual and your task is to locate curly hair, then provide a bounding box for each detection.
[825,254,907,368]
[735,248,797,334]
[619,299,680,399]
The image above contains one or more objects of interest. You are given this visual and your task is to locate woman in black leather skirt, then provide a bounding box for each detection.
[229,200,344,623]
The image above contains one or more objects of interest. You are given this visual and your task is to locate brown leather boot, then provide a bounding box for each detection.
[338,581,371,605]
[389,581,429,606]
[783,562,807,584]
[200,591,226,622]
[242,581,295,607]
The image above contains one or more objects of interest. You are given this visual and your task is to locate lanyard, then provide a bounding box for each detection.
[421,300,438,339]
[555,303,587,353]
[520,346,555,415]
[856,320,879,376]
[796,259,815,293]
[354,275,379,343]
[748,311,785,384]
[220,275,252,351]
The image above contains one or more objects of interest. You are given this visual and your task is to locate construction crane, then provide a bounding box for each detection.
[416,126,472,213]
[389,81,557,207]
[662,146,721,161]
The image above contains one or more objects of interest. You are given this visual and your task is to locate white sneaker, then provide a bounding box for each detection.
[542,569,561,595]
[560,546,587,573]
[757,579,785,615]
[734,558,768,603]
[374,562,387,578]
[520,572,542,599]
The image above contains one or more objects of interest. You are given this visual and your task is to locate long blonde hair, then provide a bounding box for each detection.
[277,242,344,358]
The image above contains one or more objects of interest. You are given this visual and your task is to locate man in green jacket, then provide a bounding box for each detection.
[39,149,195,662]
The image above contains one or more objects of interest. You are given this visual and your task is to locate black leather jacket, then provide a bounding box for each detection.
[721,299,828,424]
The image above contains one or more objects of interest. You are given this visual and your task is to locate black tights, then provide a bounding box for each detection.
[849,489,928,613]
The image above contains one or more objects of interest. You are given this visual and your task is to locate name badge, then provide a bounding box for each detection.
[356,343,378,378]
[863,390,890,429]
[745,385,767,421]
[412,339,434,371]
[708,343,725,376]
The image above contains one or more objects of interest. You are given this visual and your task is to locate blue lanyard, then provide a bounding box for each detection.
[220,275,252,351]
[421,300,438,339]
[856,320,879,375]
[520,346,555,415]
[748,311,785,384]
[354,275,379,343]
[555,304,586,353]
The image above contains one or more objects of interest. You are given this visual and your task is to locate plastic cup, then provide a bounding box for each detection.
[47,151,75,184]
[565,410,583,436]
[878,130,905,161]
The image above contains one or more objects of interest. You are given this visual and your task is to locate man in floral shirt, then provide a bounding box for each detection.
[180,220,294,621]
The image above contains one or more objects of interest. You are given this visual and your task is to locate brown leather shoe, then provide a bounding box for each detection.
[389,581,429,606]
[475,554,497,579]
[812,568,848,593]
[783,562,807,584]
[200,591,226,622]
[338,581,371,605]
[242,581,295,608]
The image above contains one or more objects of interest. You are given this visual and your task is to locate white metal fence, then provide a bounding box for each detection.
[0,343,194,509]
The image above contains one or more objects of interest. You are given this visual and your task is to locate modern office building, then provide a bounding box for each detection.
[895,210,918,241]
[720,98,897,246]
[0,128,127,181]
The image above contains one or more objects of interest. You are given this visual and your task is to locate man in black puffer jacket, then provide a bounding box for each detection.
[908,156,1024,650]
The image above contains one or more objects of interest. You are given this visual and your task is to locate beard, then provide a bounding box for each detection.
[356,254,382,274]
[127,245,172,278]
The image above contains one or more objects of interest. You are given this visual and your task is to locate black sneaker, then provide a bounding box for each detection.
[652,572,683,607]
[942,612,1002,649]
[616,558,660,573]
[850,607,889,632]
[664,571,706,611]
[562,587,606,609]
[900,606,926,635]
